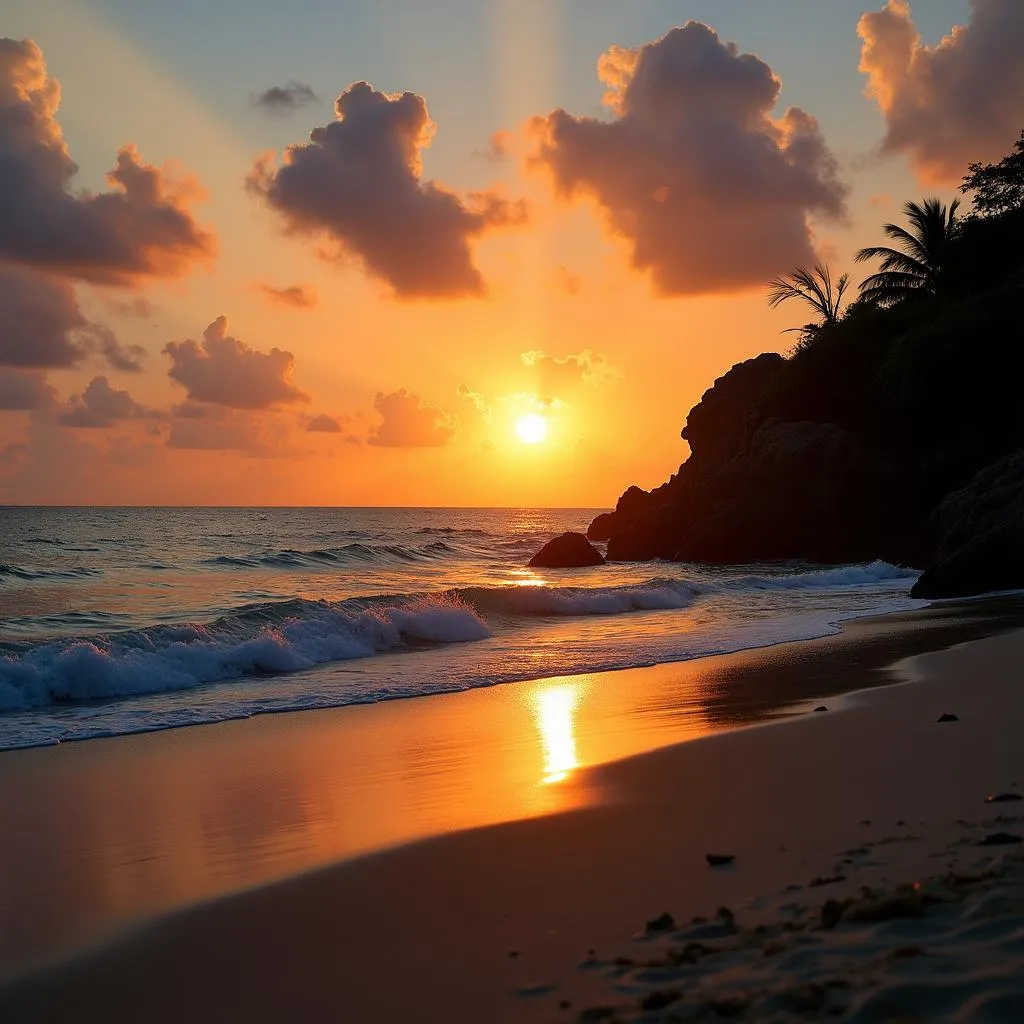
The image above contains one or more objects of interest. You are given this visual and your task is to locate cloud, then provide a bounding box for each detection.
[529,22,847,296]
[857,0,1024,183]
[166,406,292,456]
[105,296,157,319]
[248,81,527,298]
[457,383,490,421]
[77,323,146,372]
[554,265,583,295]
[367,389,456,447]
[473,130,512,162]
[253,81,318,114]
[164,316,308,409]
[306,413,345,432]
[0,38,213,284]
[258,283,318,309]
[520,350,616,402]
[0,266,87,367]
[0,369,55,410]
[60,375,145,427]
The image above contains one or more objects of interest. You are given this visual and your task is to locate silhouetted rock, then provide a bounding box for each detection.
[644,912,676,933]
[705,853,735,866]
[912,448,1024,598]
[528,532,604,568]
[586,485,649,541]
[937,713,959,722]
[583,168,1024,574]
[985,793,1023,803]
[681,353,786,463]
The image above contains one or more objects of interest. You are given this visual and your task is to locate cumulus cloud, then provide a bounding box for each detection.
[857,0,1024,183]
[367,389,456,447]
[253,81,318,114]
[0,266,87,367]
[60,375,145,427]
[0,38,213,284]
[306,413,345,432]
[0,369,55,410]
[521,350,615,403]
[530,22,847,295]
[164,316,308,409]
[258,283,318,308]
[248,81,527,298]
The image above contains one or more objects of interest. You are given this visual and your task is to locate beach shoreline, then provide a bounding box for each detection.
[2,597,1024,1019]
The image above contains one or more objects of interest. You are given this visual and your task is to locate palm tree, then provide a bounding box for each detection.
[854,197,960,306]
[767,263,850,340]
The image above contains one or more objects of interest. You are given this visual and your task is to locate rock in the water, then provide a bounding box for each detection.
[813,705,828,712]
[912,447,1024,598]
[937,712,959,723]
[527,532,604,568]
[986,793,1024,803]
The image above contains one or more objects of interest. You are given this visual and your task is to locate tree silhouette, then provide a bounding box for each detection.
[767,264,850,344]
[960,130,1024,217]
[855,198,960,306]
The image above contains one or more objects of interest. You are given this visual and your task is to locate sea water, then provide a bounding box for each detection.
[0,506,923,750]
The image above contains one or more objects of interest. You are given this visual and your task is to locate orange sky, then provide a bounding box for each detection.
[1,0,1019,506]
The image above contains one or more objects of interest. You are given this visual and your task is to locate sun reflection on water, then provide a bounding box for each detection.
[533,682,581,784]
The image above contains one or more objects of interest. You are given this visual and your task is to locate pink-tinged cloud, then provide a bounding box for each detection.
[367,389,456,447]
[0,38,214,284]
[248,81,527,298]
[258,283,318,309]
[530,22,847,296]
[858,1,1024,184]
[0,369,55,410]
[60,375,145,427]
[164,316,308,409]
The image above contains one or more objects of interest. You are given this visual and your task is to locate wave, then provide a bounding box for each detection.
[0,560,918,715]
[719,560,917,591]
[0,595,489,712]
[0,564,102,582]
[201,541,455,570]
[460,578,698,617]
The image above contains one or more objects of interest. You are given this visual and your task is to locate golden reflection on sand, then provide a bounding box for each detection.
[533,682,581,784]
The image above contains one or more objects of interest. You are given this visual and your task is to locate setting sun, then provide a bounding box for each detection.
[515,413,549,445]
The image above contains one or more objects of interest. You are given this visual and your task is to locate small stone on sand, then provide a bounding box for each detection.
[985,793,1023,803]
[937,712,959,722]
[813,705,828,712]
[977,832,1023,846]
[705,853,735,866]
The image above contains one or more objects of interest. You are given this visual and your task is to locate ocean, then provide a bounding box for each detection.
[0,506,924,751]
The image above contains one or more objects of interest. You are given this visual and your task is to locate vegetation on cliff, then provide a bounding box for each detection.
[591,132,1024,581]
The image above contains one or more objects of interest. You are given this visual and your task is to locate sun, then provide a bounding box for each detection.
[515,412,548,445]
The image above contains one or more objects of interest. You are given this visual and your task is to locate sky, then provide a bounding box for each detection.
[0,0,1020,507]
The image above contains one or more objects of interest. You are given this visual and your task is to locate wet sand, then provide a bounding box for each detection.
[2,598,1024,1020]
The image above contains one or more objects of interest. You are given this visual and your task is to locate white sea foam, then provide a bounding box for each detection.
[0,596,490,712]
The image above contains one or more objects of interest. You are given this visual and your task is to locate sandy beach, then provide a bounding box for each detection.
[1,598,1024,1021]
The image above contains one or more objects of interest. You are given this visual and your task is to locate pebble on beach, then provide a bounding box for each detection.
[705,853,735,867]
[937,712,960,722]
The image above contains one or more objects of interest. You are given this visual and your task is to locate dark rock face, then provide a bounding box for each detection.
[528,532,605,568]
[604,420,879,564]
[681,353,785,463]
[912,448,1024,598]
